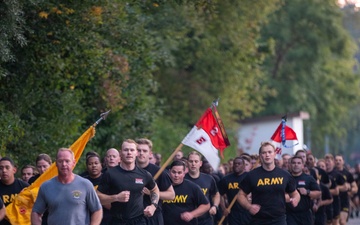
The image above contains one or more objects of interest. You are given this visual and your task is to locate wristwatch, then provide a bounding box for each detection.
[151,202,158,208]
[306,189,310,196]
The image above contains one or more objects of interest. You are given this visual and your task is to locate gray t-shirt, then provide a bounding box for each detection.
[33,175,102,225]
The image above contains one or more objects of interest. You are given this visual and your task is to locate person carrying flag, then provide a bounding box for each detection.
[218,157,251,225]
[237,141,300,225]
[0,157,29,225]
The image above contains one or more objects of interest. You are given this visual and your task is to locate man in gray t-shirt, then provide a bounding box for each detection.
[31,148,103,225]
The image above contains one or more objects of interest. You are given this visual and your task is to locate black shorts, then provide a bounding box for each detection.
[111,215,146,225]
[326,204,333,223]
[228,210,251,225]
[339,195,350,212]
[251,215,286,225]
[198,215,214,225]
[145,210,164,225]
[315,210,326,225]
[286,210,313,225]
[332,196,341,219]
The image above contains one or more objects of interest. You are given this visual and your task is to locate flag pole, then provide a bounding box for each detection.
[153,143,183,180]
[217,190,240,225]
[93,110,111,127]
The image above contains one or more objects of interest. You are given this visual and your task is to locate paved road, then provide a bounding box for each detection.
[348,216,360,225]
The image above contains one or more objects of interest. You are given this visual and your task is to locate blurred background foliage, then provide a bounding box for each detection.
[1,0,360,173]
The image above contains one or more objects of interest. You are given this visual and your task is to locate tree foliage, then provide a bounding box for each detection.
[0,0,359,169]
[258,0,360,157]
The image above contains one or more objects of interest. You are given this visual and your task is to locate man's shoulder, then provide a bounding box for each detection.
[39,177,58,189]
[199,172,214,180]
[182,179,201,189]
[74,174,94,185]
[143,163,160,176]
[295,173,316,182]
[134,165,155,181]
[15,178,30,187]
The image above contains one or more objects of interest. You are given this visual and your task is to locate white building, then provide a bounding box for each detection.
[238,112,310,156]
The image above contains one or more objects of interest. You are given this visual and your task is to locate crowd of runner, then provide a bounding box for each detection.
[0,138,359,225]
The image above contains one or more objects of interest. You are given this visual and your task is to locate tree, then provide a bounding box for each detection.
[0,1,161,168]
[258,0,360,156]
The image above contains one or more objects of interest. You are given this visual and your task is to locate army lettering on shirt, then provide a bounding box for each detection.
[218,172,248,213]
[239,166,296,220]
[219,172,251,225]
[0,178,29,207]
[162,179,209,225]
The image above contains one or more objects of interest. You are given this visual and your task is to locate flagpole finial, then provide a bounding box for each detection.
[212,98,220,108]
[93,110,111,127]
[282,113,288,121]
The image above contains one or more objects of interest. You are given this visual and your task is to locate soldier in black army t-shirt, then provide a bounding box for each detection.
[238,142,300,225]
[218,157,251,225]
[97,139,160,225]
[163,160,210,225]
[0,157,29,225]
[325,154,346,225]
[335,154,358,225]
[286,156,321,225]
[185,151,220,225]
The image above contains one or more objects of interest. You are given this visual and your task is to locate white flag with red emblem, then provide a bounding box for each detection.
[182,107,230,171]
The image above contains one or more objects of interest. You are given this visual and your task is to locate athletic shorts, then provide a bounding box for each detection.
[339,195,349,212]
[111,215,146,225]
[286,210,313,225]
[228,210,251,225]
[332,196,341,219]
[145,211,164,225]
[251,215,286,225]
[326,204,333,223]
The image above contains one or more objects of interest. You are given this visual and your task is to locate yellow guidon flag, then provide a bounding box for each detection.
[5,126,96,225]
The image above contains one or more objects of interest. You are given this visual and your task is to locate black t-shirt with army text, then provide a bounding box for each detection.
[218,172,248,213]
[239,166,296,220]
[162,179,209,225]
[0,179,29,225]
[185,172,218,224]
[97,165,156,220]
